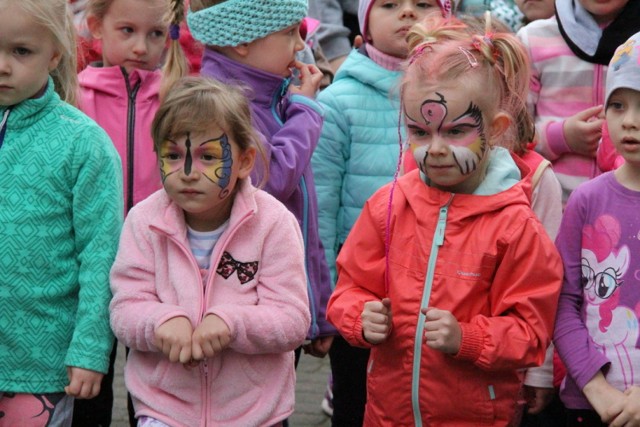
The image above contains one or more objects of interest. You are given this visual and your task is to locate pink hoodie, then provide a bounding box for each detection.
[110,179,311,426]
[79,65,162,212]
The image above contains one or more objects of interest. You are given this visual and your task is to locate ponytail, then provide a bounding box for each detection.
[160,0,189,100]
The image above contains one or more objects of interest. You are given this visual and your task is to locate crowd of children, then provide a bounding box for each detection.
[1,0,640,426]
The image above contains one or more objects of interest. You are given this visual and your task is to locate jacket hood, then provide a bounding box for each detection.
[334,48,403,97]
[78,65,161,99]
[397,147,532,221]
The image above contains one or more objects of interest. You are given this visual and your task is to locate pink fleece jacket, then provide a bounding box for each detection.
[110,179,311,427]
[79,65,162,212]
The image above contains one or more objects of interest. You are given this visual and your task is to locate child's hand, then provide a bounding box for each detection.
[523,385,555,414]
[65,367,103,399]
[289,61,323,99]
[421,307,461,354]
[582,371,625,421]
[361,298,392,344]
[155,316,193,363]
[605,386,640,426]
[191,314,231,360]
[303,335,334,358]
[563,105,604,158]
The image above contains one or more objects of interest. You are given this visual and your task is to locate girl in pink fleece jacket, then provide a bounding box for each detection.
[109,76,311,427]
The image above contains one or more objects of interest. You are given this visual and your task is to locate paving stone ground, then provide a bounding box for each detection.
[112,343,332,427]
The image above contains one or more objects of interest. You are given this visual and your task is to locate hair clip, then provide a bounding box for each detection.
[169,23,180,41]
[458,47,478,68]
[436,0,453,19]
[409,43,431,65]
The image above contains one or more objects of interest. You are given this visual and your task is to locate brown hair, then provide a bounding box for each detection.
[151,76,268,186]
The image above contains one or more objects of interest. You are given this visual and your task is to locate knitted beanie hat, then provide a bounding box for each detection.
[606,31,640,105]
[358,0,374,41]
[187,0,308,47]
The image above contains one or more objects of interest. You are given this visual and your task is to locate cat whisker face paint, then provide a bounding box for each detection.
[403,82,492,194]
[159,132,233,198]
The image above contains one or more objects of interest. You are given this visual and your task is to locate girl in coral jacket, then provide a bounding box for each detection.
[109,77,311,427]
[326,12,563,426]
[78,0,188,213]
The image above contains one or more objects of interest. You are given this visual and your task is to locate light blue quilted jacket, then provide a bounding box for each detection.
[312,47,404,284]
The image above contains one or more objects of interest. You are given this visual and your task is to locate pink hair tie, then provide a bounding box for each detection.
[436,0,453,19]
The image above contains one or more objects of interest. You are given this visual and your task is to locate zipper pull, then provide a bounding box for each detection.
[280,78,291,98]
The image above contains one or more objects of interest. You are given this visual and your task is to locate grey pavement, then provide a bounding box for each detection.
[111,343,332,427]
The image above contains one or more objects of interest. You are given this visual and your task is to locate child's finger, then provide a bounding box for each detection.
[179,343,192,364]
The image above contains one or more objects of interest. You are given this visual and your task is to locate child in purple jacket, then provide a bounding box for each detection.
[187,0,336,357]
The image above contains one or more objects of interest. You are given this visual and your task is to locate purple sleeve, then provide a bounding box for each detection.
[258,96,323,201]
[553,189,610,390]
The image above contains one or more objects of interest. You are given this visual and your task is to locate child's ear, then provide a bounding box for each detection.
[489,112,511,145]
[237,146,256,179]
[229,43,251,58]
[48,49,62,72]
[86,14,103,39]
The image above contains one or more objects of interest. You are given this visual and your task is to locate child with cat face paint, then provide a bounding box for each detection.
[326,11,563,426]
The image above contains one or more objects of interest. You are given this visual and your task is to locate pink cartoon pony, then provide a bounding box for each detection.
[582,215,638,389]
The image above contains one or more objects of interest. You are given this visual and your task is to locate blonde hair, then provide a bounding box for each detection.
[152,76,268,186]
[86,0,188,100]
[189,0,227,11]
[403,11,533,151]
[5,0,79,106]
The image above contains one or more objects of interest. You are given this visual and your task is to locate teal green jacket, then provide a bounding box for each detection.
[312,48,403,283]
[0,79,123,393]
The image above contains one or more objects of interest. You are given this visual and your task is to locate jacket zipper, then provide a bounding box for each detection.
[411,194,454,426]
[0,108,10,150]
[122,67,141,213]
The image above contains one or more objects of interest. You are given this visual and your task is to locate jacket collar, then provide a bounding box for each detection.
[200,48,290,107]
[149,178,258,238]
[78,65,161,99]
[1,77,58,131]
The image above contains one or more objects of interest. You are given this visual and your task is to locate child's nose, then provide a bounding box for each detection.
[132,36,148,55]
[0,53,10,74]
[400,2,419,18]
[428,138,449,155]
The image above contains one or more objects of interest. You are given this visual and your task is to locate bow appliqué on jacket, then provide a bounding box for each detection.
[216,251,259,284]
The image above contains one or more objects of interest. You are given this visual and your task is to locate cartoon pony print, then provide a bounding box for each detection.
[610,38,639,72]
[582,214,638,389]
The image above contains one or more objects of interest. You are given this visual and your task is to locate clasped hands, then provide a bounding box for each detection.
[154,314,231,366]
[361,298,461,354]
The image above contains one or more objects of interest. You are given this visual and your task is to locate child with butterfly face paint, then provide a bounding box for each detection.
[109,76,311,427]
[326,11,563,425]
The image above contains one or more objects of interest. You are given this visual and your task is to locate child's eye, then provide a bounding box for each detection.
[201,154,218,162]
[121,27,134,34]
[448,128,465,137]
[13,47,31,56]
[162,152,181,160]
[381,2,398,9]
[150,29,166,38]
[607,101,624,111]
[416,1,431,8]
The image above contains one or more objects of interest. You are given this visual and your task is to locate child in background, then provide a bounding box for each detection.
[327,11,563,425]
[187,0,336,361]
[0,0,123,425]
[553,31,640,427]
[517,0,640,204]
[110,76,311,427]
[514,0,554,27]
[77,1,187,424]
[80,0,188,214]
[312,0,438,424]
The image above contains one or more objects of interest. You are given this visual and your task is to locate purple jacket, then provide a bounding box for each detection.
[201,49,335,338]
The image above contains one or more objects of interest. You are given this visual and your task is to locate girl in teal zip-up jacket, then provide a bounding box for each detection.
[0,0,123,424]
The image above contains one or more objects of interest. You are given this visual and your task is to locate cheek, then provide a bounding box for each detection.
[412,144,430,170]
[159,159,183,183]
